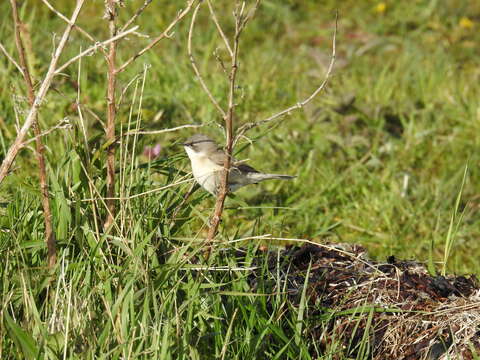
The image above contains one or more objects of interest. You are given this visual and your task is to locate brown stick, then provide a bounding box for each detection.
[0,0,85,185]
[115,0,196,74]
[10,0,56,268]
[205,3,246,256]
[104,0,118,230]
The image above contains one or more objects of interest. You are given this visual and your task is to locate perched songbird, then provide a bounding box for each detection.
[183,134,295,196]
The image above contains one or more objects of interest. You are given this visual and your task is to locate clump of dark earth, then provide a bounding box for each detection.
[250,244,480,360]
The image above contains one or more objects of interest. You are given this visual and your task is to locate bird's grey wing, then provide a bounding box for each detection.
[210,149,258,173]
[209,149,259,189]
[209,149,229,167]
[236,163,259,174]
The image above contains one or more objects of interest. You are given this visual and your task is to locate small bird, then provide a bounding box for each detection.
[183,134,295,196]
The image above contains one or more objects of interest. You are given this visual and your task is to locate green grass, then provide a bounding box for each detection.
[1,0,480,358]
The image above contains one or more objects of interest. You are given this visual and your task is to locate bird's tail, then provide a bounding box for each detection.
[248,173,296,182]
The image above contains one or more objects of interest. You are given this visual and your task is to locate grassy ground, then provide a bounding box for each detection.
[1,0,479,358]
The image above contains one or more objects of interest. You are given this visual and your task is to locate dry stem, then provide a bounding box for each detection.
[10,0,56,268]
[104,0,118,230]
[0,0,85,185]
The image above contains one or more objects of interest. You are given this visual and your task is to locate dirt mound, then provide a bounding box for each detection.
[258,244,480,359]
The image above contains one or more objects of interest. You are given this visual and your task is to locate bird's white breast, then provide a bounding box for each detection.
[185,146,223,195]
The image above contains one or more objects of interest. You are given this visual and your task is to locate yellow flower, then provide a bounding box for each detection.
[459,17,474,29]
[374,2,387,14]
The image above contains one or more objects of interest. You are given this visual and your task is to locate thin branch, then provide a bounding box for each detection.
[54,25,139,75]
[41,0,106,56]
[188,2,226,118]
[0,41,24,76]
[0,0,85,185]
[234,12,338,145]
[10,0,57,267]
[120,0,153,32]
[80,177,194,201]
[124,123,203,135]
[206,0,233,57]
[116,0,196,74]
[22,118,71,146]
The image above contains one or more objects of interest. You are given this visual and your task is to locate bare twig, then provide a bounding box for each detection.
[41,0,106,56]
[104,0,118,230]
[120,0,153,32]
[0,42,24,76]
[206,0,233,57]
[124,123,203,135]
[80,177,194,201]
[205,3,247,255]
[234,12,338,145]
[10,0,57,267]
[22,118,71,146]
[116,0,196,74]
[188,2,226,118]
[54,25,139,75]
[0,0,85,185]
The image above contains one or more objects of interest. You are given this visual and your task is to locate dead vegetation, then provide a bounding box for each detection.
[255,244,480,359]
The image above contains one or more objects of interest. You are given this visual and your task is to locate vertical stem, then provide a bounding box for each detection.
[205,13,242,256]
[10,0,56,267]
[104,0,117,230]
